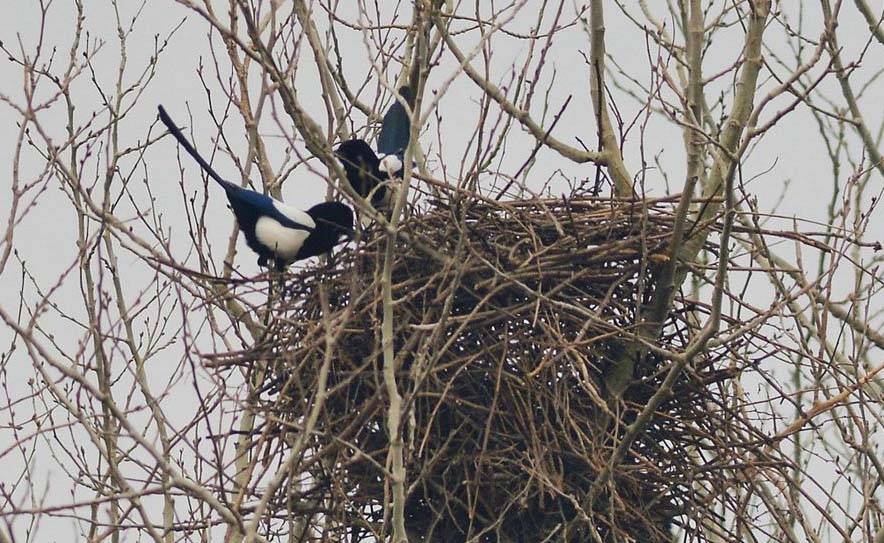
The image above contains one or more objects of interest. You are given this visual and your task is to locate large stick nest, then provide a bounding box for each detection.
[226,190,749,542]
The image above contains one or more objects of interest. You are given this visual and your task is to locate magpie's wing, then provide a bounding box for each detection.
[271,200,316,231]
[158,105,234,191]
[377,87,413,155]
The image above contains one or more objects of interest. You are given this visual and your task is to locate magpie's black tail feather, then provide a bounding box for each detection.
[377,87,412,156]
[158,105,233,190]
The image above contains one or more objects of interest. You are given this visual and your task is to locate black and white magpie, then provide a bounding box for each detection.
[335,86,414,208]
[158,106,354,270]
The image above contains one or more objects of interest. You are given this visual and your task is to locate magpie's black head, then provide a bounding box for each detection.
[396,86,414,107]
[335,139,385,203]
[296,202,355,260]
[335,139,379,171]
[309,202,355,236]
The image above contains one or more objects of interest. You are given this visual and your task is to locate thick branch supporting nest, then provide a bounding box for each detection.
[224,192,746,542]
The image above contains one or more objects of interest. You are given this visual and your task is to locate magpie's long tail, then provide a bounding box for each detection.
[158,105,232,190]
[377,87,412,156]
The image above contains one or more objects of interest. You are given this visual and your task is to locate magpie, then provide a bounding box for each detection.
[158,106,354,270]
[335,86,414,208]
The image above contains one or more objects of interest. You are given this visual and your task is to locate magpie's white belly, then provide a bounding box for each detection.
[378,154,403,176]
[255,216,310,260]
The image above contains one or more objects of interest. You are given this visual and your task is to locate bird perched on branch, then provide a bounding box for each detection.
[158,105,354,270]
[335,86,414,209]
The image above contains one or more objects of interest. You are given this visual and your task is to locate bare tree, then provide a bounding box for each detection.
[1,1,882,542]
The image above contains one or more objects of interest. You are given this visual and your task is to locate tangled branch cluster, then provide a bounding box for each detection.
[205,190,778,542]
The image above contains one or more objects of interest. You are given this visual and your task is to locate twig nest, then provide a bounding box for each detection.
[239,191,734,542]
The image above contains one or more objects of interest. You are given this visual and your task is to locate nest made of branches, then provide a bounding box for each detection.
[223,190,752,542]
